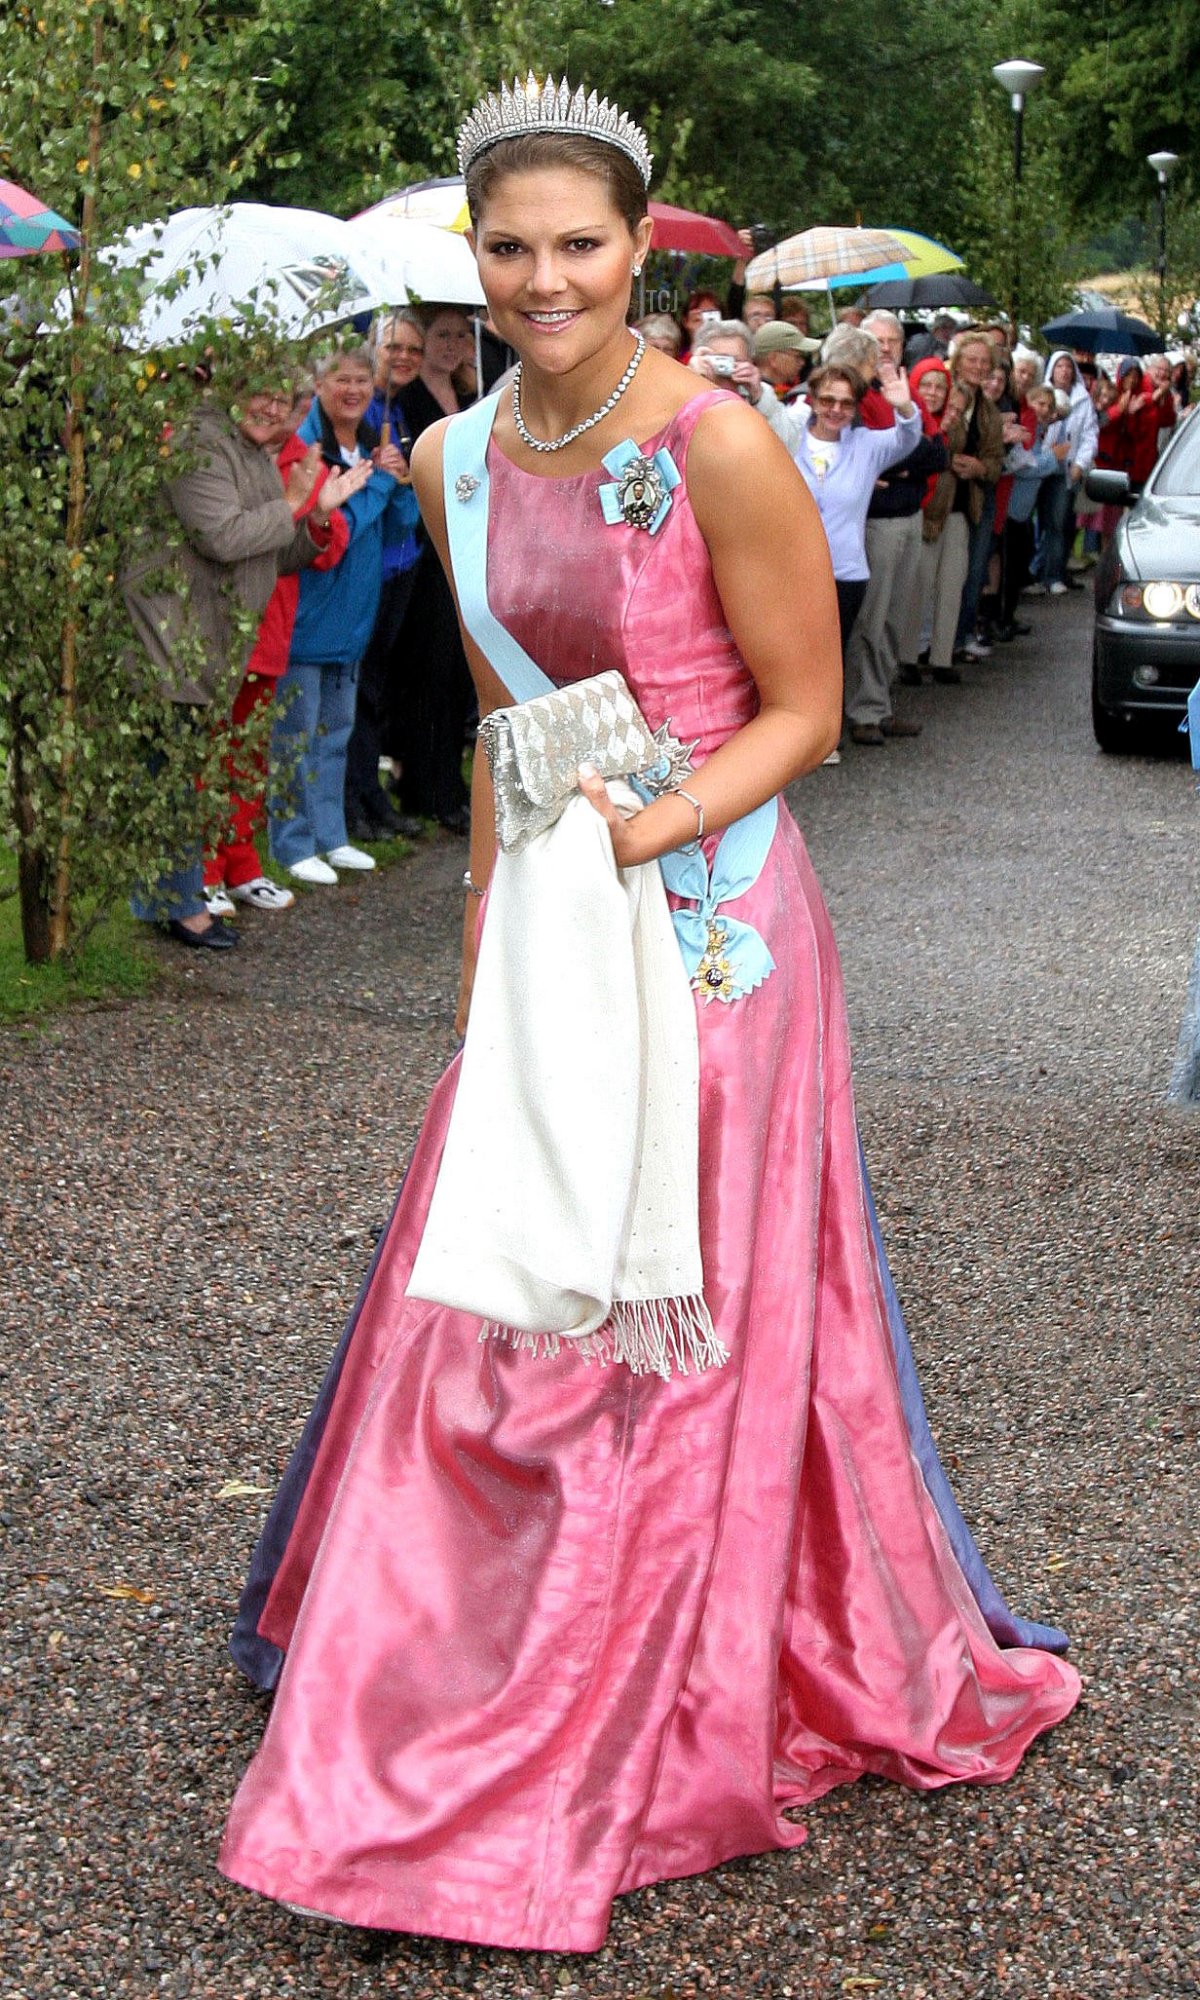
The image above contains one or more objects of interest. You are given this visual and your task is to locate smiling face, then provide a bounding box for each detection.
[377,317,424,389]
[953,337,993,389]
[238,388,297,449]
[471,166,653,376]
[915,370,948,418]
[422,310,474,377]
[317,358,374,430]
[809,367,860,439]
[1013,356,1040,399]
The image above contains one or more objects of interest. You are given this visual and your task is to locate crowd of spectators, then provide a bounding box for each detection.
[127,277,1191,946]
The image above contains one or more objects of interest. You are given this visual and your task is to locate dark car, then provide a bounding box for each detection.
[1088,411,1200,751]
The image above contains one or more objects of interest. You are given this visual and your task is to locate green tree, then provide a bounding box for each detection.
[956,93,1080,338]
[0,0,281,962]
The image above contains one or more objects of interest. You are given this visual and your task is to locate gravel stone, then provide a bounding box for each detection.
[2,597,1197,1998]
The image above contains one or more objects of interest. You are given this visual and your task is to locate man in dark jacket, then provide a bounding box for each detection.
[844,312,948,745]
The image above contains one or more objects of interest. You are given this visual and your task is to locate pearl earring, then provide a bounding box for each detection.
[632,264,642,277]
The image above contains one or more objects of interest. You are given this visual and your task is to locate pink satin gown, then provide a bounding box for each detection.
[219,391,1081,1952]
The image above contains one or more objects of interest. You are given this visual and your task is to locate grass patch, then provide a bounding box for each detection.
[0,849,159,1025]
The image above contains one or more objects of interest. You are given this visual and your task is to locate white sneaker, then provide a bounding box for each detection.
[1048,580,1068,596]
[962,638,991,661]
[202,886,236,918]
[325,844,376,872]
[228,875,296,912]
[288,855,338,885]
[821,748,842,766]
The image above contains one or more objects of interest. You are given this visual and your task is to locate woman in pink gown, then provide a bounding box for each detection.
[219,86,1080,1953]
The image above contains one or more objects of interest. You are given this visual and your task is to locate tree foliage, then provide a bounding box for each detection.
[0,0,283,961]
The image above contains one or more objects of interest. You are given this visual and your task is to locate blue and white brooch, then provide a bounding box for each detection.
[599,440,681,535]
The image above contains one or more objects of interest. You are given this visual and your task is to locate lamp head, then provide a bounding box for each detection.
[1147,150,1180,183]
[991,59,1046,106]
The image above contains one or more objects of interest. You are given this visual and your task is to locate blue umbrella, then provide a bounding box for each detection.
[1041,306,1159,356]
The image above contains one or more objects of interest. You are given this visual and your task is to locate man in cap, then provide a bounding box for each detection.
[753,319,819,405]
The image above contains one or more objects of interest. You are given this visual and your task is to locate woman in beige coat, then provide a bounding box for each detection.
[123,386,367,947]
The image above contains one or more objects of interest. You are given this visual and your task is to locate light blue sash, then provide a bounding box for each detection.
[442,394,777,999]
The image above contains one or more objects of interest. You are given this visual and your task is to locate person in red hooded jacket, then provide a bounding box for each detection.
[1096,358,1176,490]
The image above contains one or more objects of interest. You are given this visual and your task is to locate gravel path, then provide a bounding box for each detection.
[3,593,1197,1999]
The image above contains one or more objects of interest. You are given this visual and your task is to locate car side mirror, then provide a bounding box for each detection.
[1085,469,1132,506]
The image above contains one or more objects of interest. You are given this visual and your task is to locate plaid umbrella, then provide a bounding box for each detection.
[744,226,910,292]
[0,176,80,256]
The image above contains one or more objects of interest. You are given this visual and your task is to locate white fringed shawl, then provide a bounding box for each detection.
[406,785,725,1378]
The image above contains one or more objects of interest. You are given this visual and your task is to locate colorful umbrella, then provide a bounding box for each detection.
[0,176,80,257]
[648,202,743,259]
[874,230,964,279]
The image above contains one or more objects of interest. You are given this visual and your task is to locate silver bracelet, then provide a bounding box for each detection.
[462,871,486,899]
[673,787,705,851]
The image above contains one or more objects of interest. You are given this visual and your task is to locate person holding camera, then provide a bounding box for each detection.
[687,318,808,451]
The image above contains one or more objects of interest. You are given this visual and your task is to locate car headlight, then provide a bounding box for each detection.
[1142,581,1186,620]
[1107,580,1200,620]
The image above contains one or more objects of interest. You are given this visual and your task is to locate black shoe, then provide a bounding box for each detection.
[881,717,923,738]
[917,648,930,667]
[897,661,924,686]
[438,806,471,835]
[163,917,238,951]
[849,723,886,747]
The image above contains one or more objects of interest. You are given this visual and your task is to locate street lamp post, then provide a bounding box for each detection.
[991,59,1045,335]
[1147,150,1180,345]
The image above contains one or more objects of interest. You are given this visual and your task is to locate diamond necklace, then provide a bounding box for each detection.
[511,333,646,454]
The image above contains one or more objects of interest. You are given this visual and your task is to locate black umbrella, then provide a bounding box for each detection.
[860,274,998,310]
[1040,306,1159,356]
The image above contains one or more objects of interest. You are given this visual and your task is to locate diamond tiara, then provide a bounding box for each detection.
[456,74,653,188]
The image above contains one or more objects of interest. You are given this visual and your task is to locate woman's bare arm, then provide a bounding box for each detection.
[578,397,843,866]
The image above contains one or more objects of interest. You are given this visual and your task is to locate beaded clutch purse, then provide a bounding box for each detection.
[477,670,660,853]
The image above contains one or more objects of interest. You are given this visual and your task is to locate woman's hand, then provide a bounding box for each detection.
[374,442,411,483]
[283,441,324,510]
[311,458,373,523]
[577,766,650,868]
[878,361,915,415]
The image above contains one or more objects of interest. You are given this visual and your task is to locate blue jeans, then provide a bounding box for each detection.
[954,487,997,648]
[130,710,207,923]
[130,849,205,924]
[268,660,360,867]
[1037,472,1072,588]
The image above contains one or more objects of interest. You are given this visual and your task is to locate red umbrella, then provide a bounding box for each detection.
[648,202,743,259]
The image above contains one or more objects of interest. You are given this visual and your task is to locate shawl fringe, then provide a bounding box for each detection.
[479,1295,728,1381]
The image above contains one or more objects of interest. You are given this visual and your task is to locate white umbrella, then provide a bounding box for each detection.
[105,204,391,347]
[345,213,485,307]
[362,178,472,234]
